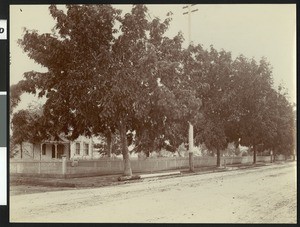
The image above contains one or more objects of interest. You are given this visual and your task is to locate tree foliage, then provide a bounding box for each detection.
[11,103,46,158]
[11,4,296,171]
[14,4,202,175]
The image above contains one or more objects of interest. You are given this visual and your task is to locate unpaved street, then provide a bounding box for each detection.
[10,162,297,223]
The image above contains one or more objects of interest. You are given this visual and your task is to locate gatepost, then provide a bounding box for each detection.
[62,155,67,177]
[38,161,41,174]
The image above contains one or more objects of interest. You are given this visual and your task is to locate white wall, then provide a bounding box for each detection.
[70,135,93,160]
[12,142,70,160]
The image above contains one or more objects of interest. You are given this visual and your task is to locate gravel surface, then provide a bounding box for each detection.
[10,162,296,223]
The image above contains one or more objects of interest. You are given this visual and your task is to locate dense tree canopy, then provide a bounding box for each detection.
[13,4,202,175]
[11,4,296,173]
[11,103,45,158]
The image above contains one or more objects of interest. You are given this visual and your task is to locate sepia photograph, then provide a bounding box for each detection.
[9,4,296,223]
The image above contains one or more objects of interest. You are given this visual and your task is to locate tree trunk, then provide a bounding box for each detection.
[253,145,257,164]
[216,149,221,167]
[119,120,132,176]
[107,132,112,158]
[32,144,34,160]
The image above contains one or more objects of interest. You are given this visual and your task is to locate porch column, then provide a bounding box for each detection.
[68,143,71,160]
[64,143,69,159]
[63,144,67,157]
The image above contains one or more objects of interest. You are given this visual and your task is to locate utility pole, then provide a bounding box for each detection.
[183,4,198,172]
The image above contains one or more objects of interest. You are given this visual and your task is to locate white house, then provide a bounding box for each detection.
[11,135,94,160]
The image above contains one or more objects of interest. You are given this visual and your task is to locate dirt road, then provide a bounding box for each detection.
[10,162,296,223]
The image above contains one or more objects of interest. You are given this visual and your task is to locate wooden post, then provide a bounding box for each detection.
[183,4,198,173]
[189,122,194,172]
[38,161,41,174]
[187,4,194,173]
[62,155,67,176]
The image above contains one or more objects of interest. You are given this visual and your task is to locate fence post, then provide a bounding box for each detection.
[38,161,41,174]
[62,155,67,176]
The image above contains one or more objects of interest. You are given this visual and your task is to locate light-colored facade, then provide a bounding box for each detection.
[11,135,94,160]
[69,135,94,160]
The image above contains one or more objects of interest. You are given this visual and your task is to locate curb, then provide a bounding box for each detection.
[10,179,76,188]
[139,171,181,179]
[118,171,181,181]
[11,162,292,188]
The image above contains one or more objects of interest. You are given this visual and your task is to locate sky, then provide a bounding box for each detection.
[10,4,296,111]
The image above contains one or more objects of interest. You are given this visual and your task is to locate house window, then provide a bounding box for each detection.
[84,143,89,155]
[52,145,56,158]
[42,144,46,155]
[75,143,80,155]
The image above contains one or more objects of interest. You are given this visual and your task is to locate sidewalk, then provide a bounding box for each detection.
[10,161,276,189]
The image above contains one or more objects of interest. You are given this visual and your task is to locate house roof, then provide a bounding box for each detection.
[41,140,70,144]
[41,134,70,144]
